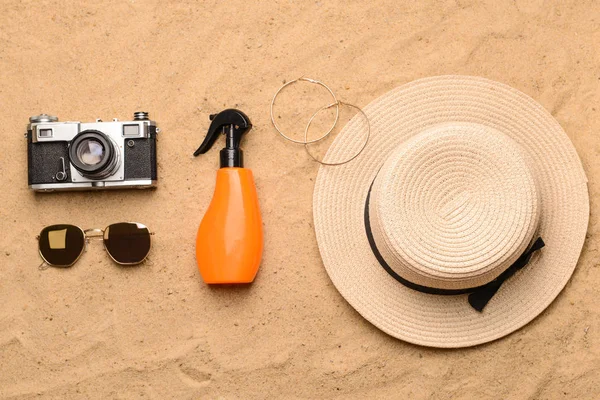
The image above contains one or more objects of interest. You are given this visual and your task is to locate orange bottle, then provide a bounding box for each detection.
[193,109,263,284]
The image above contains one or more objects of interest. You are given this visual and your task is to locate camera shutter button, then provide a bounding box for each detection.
[29,114,58,123]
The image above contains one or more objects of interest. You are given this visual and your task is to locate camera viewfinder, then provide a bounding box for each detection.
[39,128,53,138]
[123,125,139,137]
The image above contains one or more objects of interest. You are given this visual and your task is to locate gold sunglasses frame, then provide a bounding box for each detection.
[37,222,154,268]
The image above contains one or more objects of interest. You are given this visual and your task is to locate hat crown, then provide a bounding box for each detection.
[369,123,540,290]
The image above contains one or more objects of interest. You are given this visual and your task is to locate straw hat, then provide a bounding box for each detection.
[313,76,589,348]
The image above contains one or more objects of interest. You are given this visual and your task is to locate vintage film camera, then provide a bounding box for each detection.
[27,112,159,192]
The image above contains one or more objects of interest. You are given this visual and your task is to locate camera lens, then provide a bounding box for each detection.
[69,130,120,179]
[76,139,105,165]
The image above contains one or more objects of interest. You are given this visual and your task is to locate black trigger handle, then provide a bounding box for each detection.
[193,109,251,157]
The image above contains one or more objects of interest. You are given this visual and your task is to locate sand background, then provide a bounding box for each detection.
[1,0,599,398]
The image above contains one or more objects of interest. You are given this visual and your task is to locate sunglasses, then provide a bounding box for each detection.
[37,222,153,268]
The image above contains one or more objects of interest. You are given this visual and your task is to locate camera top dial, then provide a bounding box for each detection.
[29,114,58,123]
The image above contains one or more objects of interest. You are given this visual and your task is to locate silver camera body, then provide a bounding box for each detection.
[27,112,159,192]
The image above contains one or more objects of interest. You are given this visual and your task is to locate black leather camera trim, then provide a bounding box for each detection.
[124,135,157,180]
[27,137,72,185]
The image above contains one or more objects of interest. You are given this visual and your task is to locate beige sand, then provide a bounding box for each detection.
[1,0,599,398]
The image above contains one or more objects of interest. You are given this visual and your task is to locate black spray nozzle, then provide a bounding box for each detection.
[193,109,252,168]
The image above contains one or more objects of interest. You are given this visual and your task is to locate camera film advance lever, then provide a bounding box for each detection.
[193,109,263,284]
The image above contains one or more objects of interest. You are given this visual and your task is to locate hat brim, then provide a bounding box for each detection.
[313,76,589,348]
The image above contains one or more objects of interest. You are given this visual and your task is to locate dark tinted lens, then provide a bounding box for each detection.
[38,225,85,267]
[103,223,151,265]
